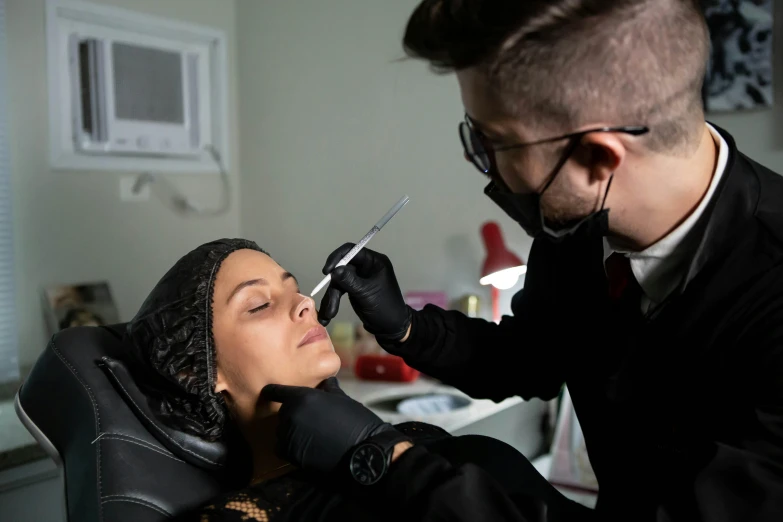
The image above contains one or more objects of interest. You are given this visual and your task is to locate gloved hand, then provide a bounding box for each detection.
[317,243,412,343]
[263,377,396,473]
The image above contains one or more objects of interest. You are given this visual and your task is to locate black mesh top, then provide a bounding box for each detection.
[176,422,451,522]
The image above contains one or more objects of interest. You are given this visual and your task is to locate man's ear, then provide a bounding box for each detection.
[578,132,626,183]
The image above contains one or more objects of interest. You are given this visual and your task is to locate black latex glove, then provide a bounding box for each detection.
[317,243,412,343]
[263,377,395,473]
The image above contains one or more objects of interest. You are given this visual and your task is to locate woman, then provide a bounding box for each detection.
[127,239,583,521]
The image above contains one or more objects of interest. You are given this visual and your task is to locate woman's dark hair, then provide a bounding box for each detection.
[125,238,266,442]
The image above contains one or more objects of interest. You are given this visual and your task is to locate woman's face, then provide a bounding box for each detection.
[211,249,340,421]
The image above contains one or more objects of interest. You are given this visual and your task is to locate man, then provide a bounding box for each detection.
[263,1,783,520]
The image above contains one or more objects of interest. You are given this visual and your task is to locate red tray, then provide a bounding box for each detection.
[354,354,420,382]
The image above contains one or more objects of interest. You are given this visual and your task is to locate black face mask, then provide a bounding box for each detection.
[484,139,613,242]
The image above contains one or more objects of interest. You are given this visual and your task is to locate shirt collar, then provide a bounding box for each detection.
[603,123,729,305]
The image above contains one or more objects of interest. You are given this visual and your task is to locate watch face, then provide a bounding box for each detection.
[350,444,387,486]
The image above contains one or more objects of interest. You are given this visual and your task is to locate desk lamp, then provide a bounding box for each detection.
[480,221,527,323]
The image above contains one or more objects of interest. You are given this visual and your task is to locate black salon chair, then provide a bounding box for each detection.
[14,324,242,522]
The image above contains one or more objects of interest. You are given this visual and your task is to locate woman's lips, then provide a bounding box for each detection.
[298,326,329,347]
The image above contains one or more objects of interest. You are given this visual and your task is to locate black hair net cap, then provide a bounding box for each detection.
[125,238,266,442]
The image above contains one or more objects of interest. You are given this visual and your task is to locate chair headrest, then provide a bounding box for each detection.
[99,356,229,470]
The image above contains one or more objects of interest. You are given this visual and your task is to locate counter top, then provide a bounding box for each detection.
[0,443,46,472]
[0,377,22,403]
[0,366,47,472]
[0,394,46,472]
[338,372,524,433]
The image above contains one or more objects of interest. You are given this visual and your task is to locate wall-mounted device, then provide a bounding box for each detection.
[72,37,202,158]
[47,0,229,173]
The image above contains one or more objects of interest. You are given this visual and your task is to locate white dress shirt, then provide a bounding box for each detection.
[603,123,730,315]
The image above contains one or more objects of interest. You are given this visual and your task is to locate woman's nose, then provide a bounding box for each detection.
[293,294,316,321]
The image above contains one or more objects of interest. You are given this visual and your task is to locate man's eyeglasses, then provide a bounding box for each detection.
[459,114,650,175]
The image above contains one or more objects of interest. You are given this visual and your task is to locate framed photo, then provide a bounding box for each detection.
[703,0,773,112]
[42,282,120,336]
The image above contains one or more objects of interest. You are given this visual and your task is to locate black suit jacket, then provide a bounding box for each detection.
[380,125,783,521]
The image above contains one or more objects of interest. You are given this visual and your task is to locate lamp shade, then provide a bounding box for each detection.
[480,222,526,290]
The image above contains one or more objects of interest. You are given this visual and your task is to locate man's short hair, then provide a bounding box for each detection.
[403,0,710,155]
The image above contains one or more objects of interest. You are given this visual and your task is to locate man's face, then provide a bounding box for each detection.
[456,68,602,229]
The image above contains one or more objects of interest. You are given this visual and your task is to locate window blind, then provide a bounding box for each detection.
[0,0,19,384]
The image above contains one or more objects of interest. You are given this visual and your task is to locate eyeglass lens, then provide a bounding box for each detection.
[459,121,491,173]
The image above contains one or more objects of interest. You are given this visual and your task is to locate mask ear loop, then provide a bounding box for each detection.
[537,137,583,234]
[600,174,614,211]
[539,137,582,196]
[538,137,618,238]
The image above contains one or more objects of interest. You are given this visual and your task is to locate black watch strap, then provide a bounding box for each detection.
[349,428,412,486]
[369,428,412,453]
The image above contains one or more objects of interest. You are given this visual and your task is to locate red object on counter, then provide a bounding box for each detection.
[354,354,420,382]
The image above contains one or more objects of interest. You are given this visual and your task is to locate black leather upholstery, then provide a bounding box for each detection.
[16,325,233,522]
[99,357,230,471]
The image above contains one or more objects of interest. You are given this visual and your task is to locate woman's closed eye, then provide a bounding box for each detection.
[248,303,270,314]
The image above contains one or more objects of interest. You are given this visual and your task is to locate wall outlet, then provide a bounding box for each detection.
[120,176,151,202]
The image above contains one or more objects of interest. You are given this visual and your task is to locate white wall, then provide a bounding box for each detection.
[7,0,241,370]
[236,0,530,325]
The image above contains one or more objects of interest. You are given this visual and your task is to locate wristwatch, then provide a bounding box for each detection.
[348,429,411,486]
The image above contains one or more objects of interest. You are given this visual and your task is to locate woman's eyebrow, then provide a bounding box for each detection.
[282,271,299,290]
[226,272,299,304]
[226,278,268,304]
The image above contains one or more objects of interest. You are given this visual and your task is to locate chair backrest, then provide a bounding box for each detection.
[15,324,236,522]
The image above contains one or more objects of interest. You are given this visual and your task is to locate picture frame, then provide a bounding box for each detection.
[41,281,120,337]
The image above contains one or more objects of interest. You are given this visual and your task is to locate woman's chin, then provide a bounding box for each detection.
[313,349,342,380]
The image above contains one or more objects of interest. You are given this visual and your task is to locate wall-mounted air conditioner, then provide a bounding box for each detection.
[47,0,229,173]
